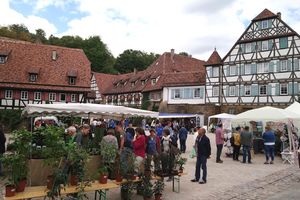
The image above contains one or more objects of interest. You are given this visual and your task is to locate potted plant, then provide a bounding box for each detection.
[0,152,28,195]
[100,142,118,180]
[98,166,109,184]
[176,157,187,173]
[144,155,153,177]
[120,182,134,200]
[153,180,165,200]
[66,143,89,186]
[142,175,153,200]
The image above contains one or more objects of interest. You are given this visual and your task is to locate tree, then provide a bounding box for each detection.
[114,49,159,74]
[34,29,47,43]
[179,52,189,56]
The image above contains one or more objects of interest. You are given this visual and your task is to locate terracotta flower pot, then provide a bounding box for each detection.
[145,170,151,177]
[5,185,16,197]
[46,175,54,190]
[99,175,108,184]
[115,174,123,182]
[131,175,137,180]
[144,197,152,200]
[70,175,79,186]
[16,178,27,192]
[155,194,162,200]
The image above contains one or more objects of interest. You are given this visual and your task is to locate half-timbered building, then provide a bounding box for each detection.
[0,37,92,109]
[206,9,300,114]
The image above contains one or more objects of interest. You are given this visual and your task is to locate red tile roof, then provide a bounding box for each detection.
[253,8,277,21]
[206,50,222,65]
[96,51,206,95]
[0,37,91,92]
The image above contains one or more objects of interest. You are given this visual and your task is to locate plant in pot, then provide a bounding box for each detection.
[100,142,118,180]
[98,166,109,184]
[153,180,165,200]
[144,155,153,177]
[66,143,89,186]
[120,182,135,200]
[0,152,28,196]
[141,175,153,200]
[176,156,187,173]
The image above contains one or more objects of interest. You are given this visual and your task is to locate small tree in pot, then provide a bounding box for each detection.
[98,166,109,184]
[141,175,153,200]
[153,180,165,200]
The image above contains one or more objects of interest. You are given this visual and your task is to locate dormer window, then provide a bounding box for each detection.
[0,55,7,64]
[141,80,145,85]
[151,79,156,85]
[52,50,57,60]
[69,77,76,85]
[29,73,38,82]
[131,82,135,87]
[67,70,77,85]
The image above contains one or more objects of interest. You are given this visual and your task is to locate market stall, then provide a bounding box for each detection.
[232,106,300,164]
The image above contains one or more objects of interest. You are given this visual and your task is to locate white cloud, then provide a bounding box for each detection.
[0,0,57,36]
[2,0,300,61]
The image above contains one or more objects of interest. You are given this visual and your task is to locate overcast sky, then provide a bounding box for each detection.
[1,0,300,60]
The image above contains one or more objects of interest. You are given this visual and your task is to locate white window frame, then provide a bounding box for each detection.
[257,62,269,73]
[34,92,41,101]
[280,83,288,95]
[245,64,251,74]
[229,86,236,96]
[280,60,287,71]
[259,85,267,95]
[230,65,236,76]
[212,67,219,77]
[245,85,251,96]
[60,93,66,102]
[245,43,252,53]
[262,41,268,51]
[262,20,268,29]
[21,91,28,100]
[194,88,201,98]
[212,86,219,97]
[174,89,181,99]
[69,77,76,85]
[5,90,13,99]
[71,94,76,102]
[49,93,56,101]
[29,74,37,82]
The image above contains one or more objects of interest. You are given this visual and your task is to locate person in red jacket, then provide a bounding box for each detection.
[132,127,146,175]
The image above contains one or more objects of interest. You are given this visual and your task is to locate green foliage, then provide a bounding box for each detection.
[114,49,159,74]
[141,175,153,198]
[179,52,189,56]
[0,153,27,186]
[153,180,165,195]
[120,182,135,200]
[0,109,22,131]
[98,166,108,176]
[11,128,32,157]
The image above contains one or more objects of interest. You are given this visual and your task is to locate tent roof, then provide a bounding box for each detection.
[158,113,197,119]
[22,103,159,119]
[209,113,235,120]
[232,106,300,123]
[285,101,300,114]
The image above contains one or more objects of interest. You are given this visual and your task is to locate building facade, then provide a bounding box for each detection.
[0,37,92,109]
[206,9,300,114]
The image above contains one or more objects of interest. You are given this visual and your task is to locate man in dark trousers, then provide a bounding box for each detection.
[0,127,6,176]
[191,127,211,184]
[179,126,188,153]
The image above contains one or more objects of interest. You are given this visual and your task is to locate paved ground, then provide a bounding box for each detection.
[1,132,299,199]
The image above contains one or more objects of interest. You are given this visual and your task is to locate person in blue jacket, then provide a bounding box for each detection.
[262,125,276,164]
[179,126,188,153]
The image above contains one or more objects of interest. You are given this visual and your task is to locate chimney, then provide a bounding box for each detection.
[133,68,137,75]
[170,49,175,63]
[277,12,281,19]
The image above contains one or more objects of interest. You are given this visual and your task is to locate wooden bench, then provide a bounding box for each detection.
[4,181,119,200]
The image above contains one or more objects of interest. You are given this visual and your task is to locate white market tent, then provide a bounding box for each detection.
[208,113,236,124]
[285,101,300,114]
[232,106,300,164]
[158,113,197,119]
[22,103,159,119]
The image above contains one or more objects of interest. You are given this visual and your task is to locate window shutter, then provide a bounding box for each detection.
[295,58,299,71]
[294,82,299,95]
[268,40,273,50]
[276,61,280,72]
[257,21,262,30]
[208,68,212,77]
[251,42,256,52]
[268,19,272,28]
[225,66,229,76]
[257,41,262,51]
[275,84,280,95]
[226,86,229,96]
[235,66,238,75]
[251,85,258,96]
[200,88,204,99]
[251,63,257,74]
[287,59,292,71]
[288,82,293,95]
[241,64,245,75]
[240,85,245,96]
[171,89,175,99]
[269,61,274,72]
[267,84,272,95]
[240,44,245,54]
